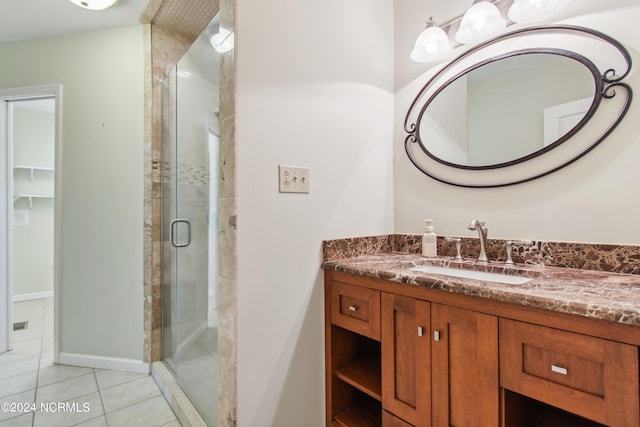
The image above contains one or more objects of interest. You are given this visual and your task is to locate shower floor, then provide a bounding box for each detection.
[163,327,218,426]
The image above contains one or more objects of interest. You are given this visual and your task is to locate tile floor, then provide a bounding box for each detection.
[0,298,181,427]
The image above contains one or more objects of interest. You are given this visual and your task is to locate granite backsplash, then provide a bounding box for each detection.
[323,234,640,275]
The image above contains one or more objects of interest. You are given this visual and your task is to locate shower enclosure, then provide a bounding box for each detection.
[160,15,221,426]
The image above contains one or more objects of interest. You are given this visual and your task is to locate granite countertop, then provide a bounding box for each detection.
[322,253,640,327]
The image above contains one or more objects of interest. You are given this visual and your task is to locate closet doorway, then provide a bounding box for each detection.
[0,85,61,364]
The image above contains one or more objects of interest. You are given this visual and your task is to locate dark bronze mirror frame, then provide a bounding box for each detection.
[404,25,633,188]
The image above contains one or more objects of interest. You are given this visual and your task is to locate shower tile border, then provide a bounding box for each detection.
[151,361,208,427]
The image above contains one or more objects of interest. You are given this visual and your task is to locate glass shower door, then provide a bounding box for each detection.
[161,18,220,425]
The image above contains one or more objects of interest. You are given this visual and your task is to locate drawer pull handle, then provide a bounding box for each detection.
[433,330,440,341]
[348,305,358,312]
[551,365,568,375]
[418,326,424,337]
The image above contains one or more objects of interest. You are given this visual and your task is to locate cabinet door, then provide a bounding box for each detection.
[382,293,431,427]
[431,304,498,427]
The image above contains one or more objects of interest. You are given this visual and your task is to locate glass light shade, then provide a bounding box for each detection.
[210,28,234,53]
[454,2,506,44]
[68,0,118,10]
[508,0,570,23]
[410,24,453,63]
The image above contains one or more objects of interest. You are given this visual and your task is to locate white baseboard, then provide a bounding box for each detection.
[58,352,149,374]
[13,291,54,302]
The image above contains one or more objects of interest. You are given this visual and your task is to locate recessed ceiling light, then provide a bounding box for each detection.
[68,0,119,11]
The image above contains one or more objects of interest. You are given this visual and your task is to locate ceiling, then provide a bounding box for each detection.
[0,0,148,43]
[3,1,637,50]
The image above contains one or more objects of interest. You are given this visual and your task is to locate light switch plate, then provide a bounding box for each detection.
[279,165,309,193]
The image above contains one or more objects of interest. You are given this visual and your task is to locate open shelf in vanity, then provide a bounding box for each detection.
[328,324,382,427]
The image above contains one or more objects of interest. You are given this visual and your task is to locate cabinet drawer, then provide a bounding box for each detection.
[331,281,380,340]
[500,318,639,426]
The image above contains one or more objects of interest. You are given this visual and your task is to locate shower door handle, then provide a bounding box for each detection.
[170,219,192,248]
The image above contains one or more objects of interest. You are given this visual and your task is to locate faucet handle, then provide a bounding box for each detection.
[467,219,485,230]
[445,237,463,261]
[504,240,534,265]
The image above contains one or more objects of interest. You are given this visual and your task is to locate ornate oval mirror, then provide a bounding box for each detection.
[404,25,632,188]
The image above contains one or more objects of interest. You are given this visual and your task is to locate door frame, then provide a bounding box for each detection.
[0,84,62,362]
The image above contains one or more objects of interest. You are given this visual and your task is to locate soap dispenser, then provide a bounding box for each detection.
[422,219,437,257]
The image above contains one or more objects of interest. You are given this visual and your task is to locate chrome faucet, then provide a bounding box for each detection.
[468,219,489,263]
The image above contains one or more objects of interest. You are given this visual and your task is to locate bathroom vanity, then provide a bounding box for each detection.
[323,238,640,427]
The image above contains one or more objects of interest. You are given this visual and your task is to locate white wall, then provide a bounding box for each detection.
[236,0,394,425]
[12,105,55,298]
[394,5,640,245]
[0,26,144,361]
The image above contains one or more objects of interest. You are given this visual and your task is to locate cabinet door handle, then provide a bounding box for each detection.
[348,305,357,312]
[551,364,568,375]
[418,326,424,337]
[433,330,440,341]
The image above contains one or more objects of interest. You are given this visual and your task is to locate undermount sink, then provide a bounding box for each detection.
[410,265,535,285]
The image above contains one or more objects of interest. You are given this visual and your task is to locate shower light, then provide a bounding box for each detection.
[210,28,234,53]
[68,0,118,10]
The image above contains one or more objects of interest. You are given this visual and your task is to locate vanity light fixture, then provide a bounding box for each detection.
[411,0,571,63]
[508,0,570,23]
[455,0,506,44]
[68,0,118,10]
[410,18,454,63]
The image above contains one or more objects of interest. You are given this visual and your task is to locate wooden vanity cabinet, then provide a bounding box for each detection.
[326,269,640,427]
[326,272,499,427]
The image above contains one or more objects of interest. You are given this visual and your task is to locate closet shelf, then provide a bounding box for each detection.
[14,165,55,181]
[14,194,54,208]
